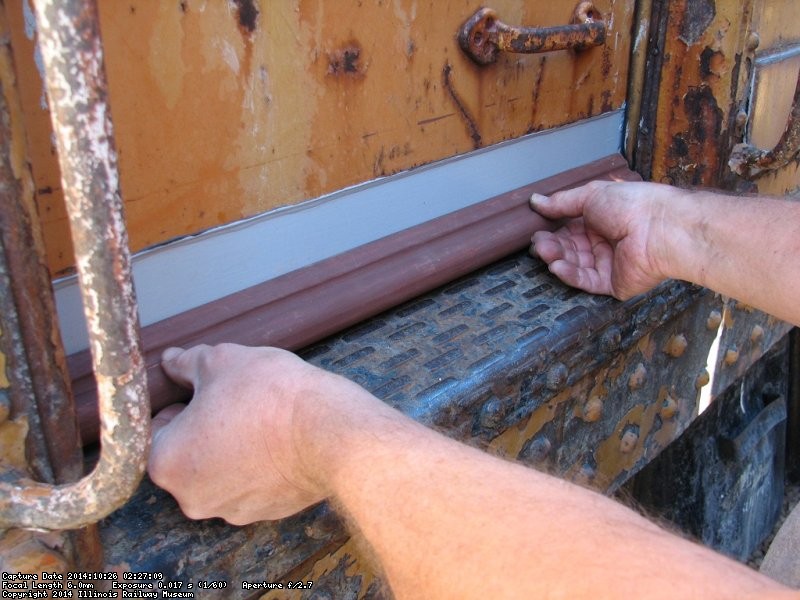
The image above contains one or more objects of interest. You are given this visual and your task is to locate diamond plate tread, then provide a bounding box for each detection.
[299,251,706,438]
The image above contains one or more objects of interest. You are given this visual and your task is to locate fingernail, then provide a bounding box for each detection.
[162,347,183,362]
[530,193,549,208]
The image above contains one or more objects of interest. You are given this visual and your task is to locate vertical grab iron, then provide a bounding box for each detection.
[0,0,150,530]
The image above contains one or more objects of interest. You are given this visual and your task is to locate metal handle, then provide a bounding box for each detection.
[0,0,150,531]
[458,2,607,66]
[729,71,800,179]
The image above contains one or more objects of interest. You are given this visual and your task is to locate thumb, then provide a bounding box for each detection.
[160,345,206,389]
[530,182,611,219]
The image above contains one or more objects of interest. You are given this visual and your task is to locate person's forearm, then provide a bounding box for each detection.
[666,191,800,325]
[297,385,794,599]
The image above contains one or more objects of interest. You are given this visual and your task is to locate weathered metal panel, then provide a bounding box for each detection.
[5,0,635,275]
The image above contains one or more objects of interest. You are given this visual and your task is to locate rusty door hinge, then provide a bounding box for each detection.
[458,2,606,66]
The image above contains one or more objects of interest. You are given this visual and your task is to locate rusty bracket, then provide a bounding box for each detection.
[0,0,149,531]
[458,2,607,66]
[729,70,800,179]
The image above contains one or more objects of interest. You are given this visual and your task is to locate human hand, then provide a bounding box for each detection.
[147,343,372,525]
[529,180,680,300]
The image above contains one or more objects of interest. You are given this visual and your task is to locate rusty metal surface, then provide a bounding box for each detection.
[100,248,735,595]
[458,3,606,66]
[636,0,757,187]
[0,0,149,531]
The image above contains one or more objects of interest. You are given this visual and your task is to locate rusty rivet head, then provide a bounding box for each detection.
[583,396,604,422]
[664,334,688,358]
[735,110,749,129]
[628,363,647,391]
[706,310,723,330]
[546,362,569,391]
[750,325,765,343]
[599,326,622,353]
[619,426,639,454]
[724,347,740,366]
[574,460,597,486]
[479,396,505,429]
[746,32,760,52]
[520,435,552,464]
[695,369,711,389]
[660,394,679,420]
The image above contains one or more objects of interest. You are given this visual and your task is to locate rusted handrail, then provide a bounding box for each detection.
[0,0,149,530]
[458,3,606,66]
[729,70,800,179]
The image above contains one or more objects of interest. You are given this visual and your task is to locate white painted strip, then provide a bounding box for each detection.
[56,110,624,355]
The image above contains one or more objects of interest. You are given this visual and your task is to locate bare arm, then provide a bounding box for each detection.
[530,181,800,326]
[148,344,797,599]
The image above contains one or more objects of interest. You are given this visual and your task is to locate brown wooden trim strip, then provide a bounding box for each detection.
[69,154,637,444]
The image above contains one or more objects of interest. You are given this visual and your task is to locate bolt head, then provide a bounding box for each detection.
[628,363,647,391]
[546,362,569,391]
[620,430,639,453]
[583,396,604,422]
[660,394,679,419]
[695,369,711,389]
[724,347,740,365]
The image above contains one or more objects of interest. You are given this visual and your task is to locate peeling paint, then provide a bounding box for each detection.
[679,0,716,46]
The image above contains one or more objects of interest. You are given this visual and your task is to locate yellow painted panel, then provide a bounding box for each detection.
[749,56,800,151]
[753,0,799,50]
[7,0,634,276]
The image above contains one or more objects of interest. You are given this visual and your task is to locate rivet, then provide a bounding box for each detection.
[619,425,640,454]
[664,334,688,358]
[660,394,678,420]
[521,435,552,464]
[583,396,604,422]
[724,347,740,366]
[750,325,764,343]
[479,397,504,429]
[735,110,748,128]
[546,362,569,391]
[695,369,710,389]
[706,310,722,330]
[628,363,647,390]
[746,32,760,52]
[599,326,622,353]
